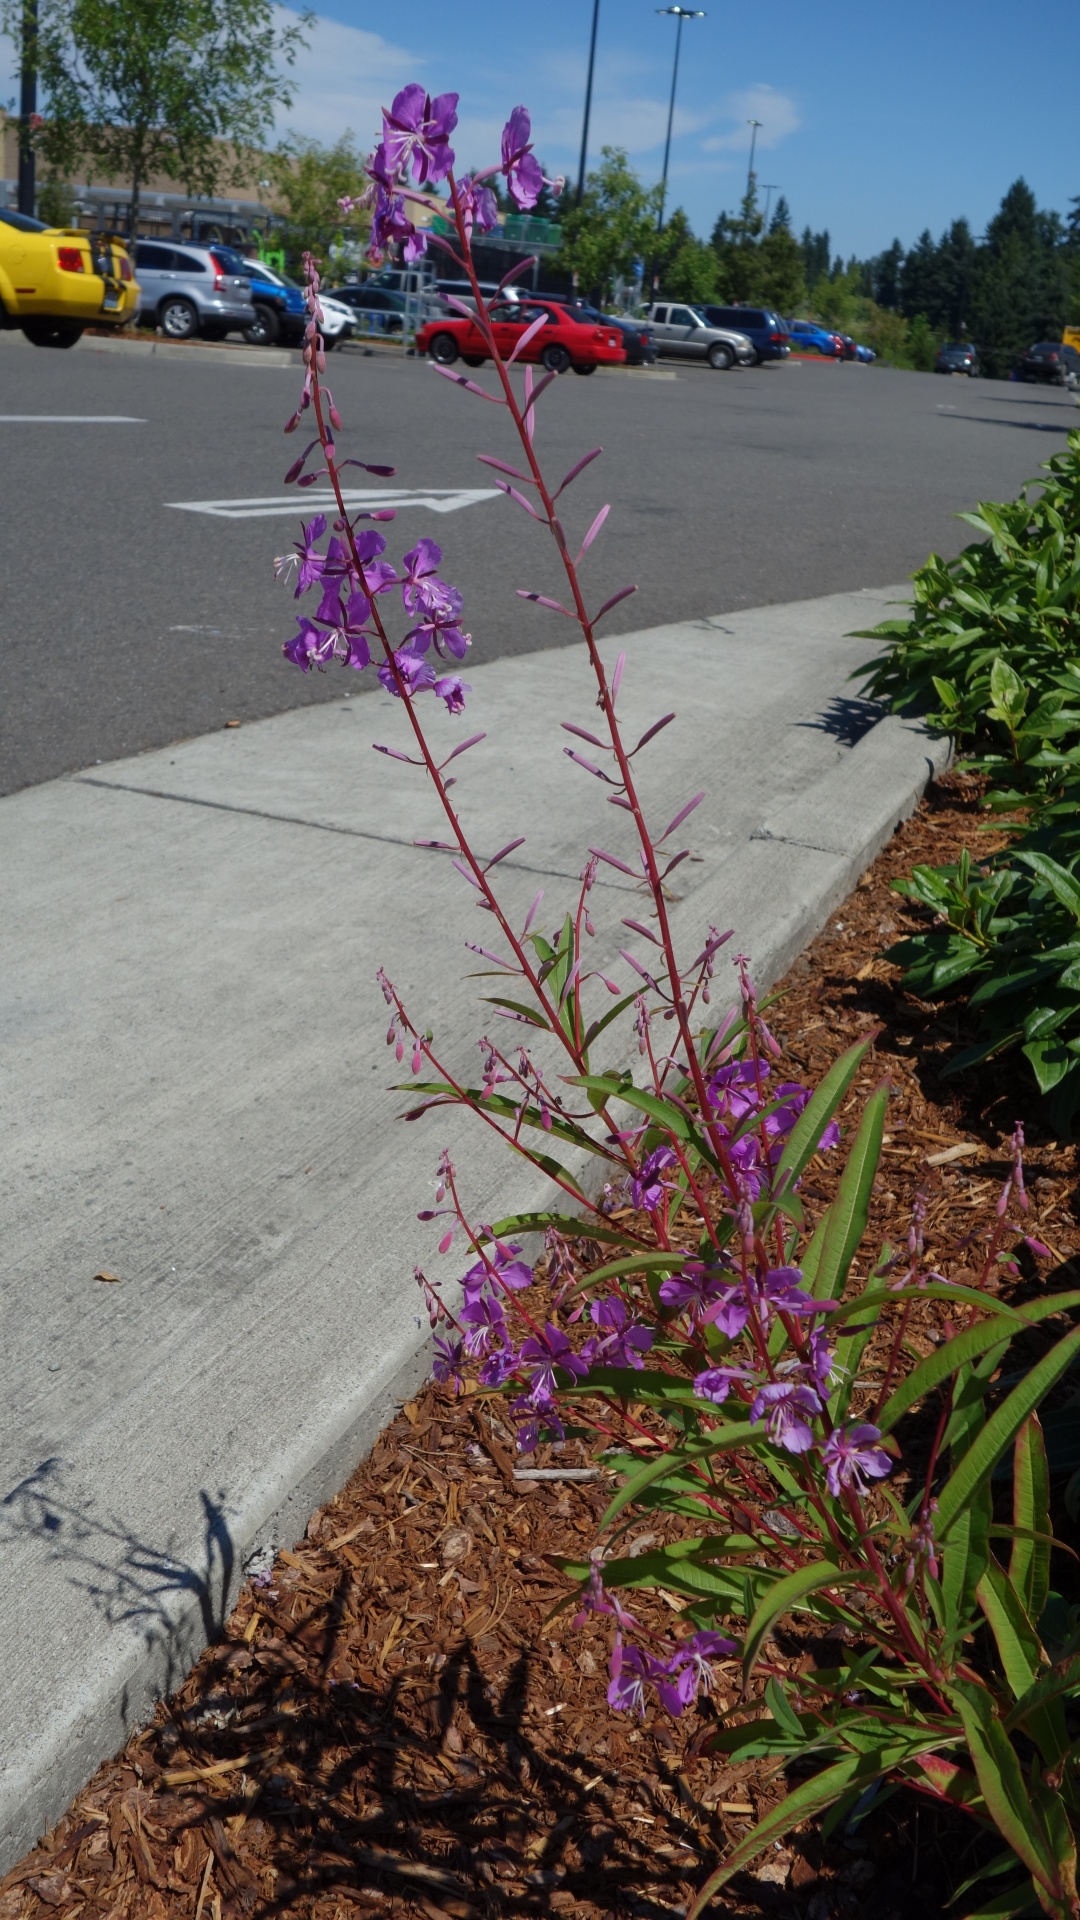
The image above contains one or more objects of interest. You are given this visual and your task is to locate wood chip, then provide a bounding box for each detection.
[93,1270,122,1283]
[925,1142,982,1165]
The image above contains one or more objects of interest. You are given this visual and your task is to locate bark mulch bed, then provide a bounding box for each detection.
[4,770,1078,1920]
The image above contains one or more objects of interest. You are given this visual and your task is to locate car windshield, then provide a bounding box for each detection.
[0,207,50,232]
[246,261,291,287]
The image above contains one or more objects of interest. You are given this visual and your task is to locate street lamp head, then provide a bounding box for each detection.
[656,6,706,15]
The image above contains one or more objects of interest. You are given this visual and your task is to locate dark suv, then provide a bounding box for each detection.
[935,342,980,376]
[1016,341,1080,388]
[699,305,789,363]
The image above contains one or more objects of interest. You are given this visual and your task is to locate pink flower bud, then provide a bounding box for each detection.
[439,1230,454,1254]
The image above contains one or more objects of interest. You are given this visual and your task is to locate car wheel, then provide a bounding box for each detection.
[429,331,460,364]
[159,297,199,340]
[707,343,734,370]
[21,318,84,348]
[541,343,571,374]
[572,362,596,375]
[242,302,280,347]
[322,334,336,352]
[462,354,484,366]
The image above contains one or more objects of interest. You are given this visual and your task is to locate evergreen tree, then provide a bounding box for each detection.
[654,206,717,303]
[969,178,1069,377]
[800,227,830,284]
[769,194,791,234]
[873,239,903,309]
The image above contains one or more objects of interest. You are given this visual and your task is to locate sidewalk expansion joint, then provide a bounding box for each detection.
[71,775,631,889]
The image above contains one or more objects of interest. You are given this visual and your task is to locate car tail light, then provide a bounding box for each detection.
[119,255,132,281]
[57,246,85,273]
[214,269,228,292]
[770,331,788,343]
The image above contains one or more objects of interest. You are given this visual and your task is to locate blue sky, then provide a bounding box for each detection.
[267,0,1077,258]
[3,3,1076,257]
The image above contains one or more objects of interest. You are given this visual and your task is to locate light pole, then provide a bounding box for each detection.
[576,0,602,203]
[655,5,705,233]
[17,0,38,219]
[746,118,762,200]
[761,182,779,228]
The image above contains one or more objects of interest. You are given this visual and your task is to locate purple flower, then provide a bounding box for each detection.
[460,1290,506,1358]
[607,1637,648,1716]
[651,1655,698,1717]
[370,186,418,260]
[519,1321,589,1407]
[478,1344,518,1388]
[401,537,443,609]
[631,1144,677,1212]
[692,1365,750,1406]
[316,579,343,626]
[804,1329,838,1398]
[381,86,459,185]
[456,172,499,240]
[412,619,470,662]
[293,514,327,595]
[378,650,437,698]
[432,1334,465,1392]
[434,673,469,713]
[572,1558,638,1630]
[750,1381,821,1454]
[461,1243,533,1307]
[682,1629,737,1693]
[658,1261,733,1325]
[822,1423,892,1499]
[585,1296,654,1370]
[283,617,332,672]
[500,105,545,210]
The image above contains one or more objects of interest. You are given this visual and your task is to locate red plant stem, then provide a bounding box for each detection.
[444,176,742,1202]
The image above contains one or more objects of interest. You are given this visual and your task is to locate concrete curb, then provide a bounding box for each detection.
[0,583,944,1869]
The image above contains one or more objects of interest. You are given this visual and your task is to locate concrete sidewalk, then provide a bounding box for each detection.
[0,584,947,1869]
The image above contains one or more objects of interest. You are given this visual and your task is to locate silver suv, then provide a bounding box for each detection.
[638,302,754,370]
[133,241,255,341]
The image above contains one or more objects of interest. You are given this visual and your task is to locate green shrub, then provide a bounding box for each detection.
[857,430,1080,783]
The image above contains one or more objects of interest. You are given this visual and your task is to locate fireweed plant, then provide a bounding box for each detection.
[271,88,1080,1918]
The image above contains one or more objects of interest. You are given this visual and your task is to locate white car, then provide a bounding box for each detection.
[317,292,354,349]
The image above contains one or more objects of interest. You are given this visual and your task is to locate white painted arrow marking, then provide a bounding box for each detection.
[165,487,500,520]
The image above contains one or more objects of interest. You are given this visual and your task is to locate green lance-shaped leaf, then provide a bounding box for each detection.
[484,1211,633,1246]
[773,1032,876,1189]
[686,1748,910,1920]
[947,1682,1060,1900]
[742,1559,863,1683]
[935,1319,1080,1541]
[976,1560,1042,1699]
[600,1422,760,1527]
[876,1290,1080,1438]
[1011,1416,1051,1624]
[957,1883,1044,1918]
[808,1085,888,1302]
[942,1483,993,1636]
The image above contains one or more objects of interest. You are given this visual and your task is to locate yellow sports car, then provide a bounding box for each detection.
[0,209,139,347]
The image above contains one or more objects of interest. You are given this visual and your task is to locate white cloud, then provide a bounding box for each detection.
[272,7,420,148]
[700,84,801,153]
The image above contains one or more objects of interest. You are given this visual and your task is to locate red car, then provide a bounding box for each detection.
[417,296,627,376]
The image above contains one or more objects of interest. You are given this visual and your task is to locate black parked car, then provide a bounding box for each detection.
[698,304,790,363]
[1016,341,1080,388]
[565,300,657,365]
[935,341,980,376]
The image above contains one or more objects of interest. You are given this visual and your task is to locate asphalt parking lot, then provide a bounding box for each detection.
[2,333,1076,795]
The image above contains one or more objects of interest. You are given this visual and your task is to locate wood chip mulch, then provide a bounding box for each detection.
[4,770,1078,1920]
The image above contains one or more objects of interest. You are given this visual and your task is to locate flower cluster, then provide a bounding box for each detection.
[338,88,557,267]
[281,518,470,714]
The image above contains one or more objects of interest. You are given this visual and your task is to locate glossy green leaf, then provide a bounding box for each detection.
[876,1290,1080,1438]
[601,1423,759,1527]
[976,1559,1041,1699]
[947,1683,1058,1896]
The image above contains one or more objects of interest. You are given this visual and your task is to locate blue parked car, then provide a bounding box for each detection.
[698,304,790,364]
[210,245,307,346]
[785,318,842,357]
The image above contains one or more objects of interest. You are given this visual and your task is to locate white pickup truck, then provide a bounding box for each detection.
[637,302,754,370]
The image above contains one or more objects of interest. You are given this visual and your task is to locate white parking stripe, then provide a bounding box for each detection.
[164,487,500,519]
[0,414,146,422]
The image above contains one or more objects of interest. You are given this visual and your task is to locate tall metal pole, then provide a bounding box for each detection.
[761,183,779,228]
[655,6,705,233]
[17,0,38,218]
[746,118,762,200]
[576,0,602,204]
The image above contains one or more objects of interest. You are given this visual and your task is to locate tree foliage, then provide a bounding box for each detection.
[267,132,369,270]
[17,0,311,230]
[554,147,657,302]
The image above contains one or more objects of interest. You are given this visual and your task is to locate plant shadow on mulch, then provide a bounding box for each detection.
[2,769,1077,1920]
